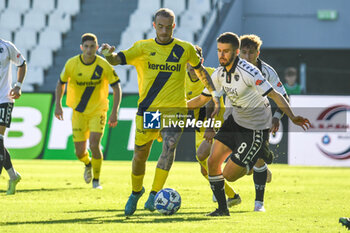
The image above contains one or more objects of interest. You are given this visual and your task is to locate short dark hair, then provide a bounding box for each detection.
[217,32,240,50]
[81,33,98,45]
[284,67,297,76]
[154,8,175,23]
[240,34,262,51]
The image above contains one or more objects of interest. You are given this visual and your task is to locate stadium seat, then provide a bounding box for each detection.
[23,10,46,31]
[188,0,211,15]
[30,47,53,70]
[175,28,195,44]
[39,28,62,51]
[0,0,5,13]
[0,10,22,31]
[180,11,203,32]
[57,0,81,16]
[137,0,161,14]
[25,66,44,85]
[48,10,72,34]
[7,0,30,14]
[163,0,186,15]
[0,29,12,41]
[32,0,55,14]
[14,28,37,50]
[129,10,154,32]
[118,29,145,51]
[123,67,139,93]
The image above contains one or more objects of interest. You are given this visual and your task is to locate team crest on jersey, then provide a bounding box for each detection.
[255,79,266,86]
[150,52,156,56]
[234,74,239,81]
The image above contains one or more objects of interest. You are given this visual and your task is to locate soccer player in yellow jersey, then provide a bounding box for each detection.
[100,8,220,216]
[55,33,122,189]
[185,46,241,207]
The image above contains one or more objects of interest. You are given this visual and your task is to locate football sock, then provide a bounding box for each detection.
[151,168,169,192]
[253,163,268,202]
[91,156,102,180]
[209,174,227,211]
[132,173,145,193]
[0,135,4,174]
[5,148,17,180]
[78,151,91,165]
[197,156,237,198]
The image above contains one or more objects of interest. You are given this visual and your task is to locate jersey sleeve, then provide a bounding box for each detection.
[266,66,287,96]
[187,44,201,69]
[60,59,72,83]
[8,41,25,66]
[246,70,273,97]
[117,41,142,66]
[202,70,222,96]
[108,66,120,86]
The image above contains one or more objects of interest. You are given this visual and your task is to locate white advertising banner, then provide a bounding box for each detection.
[288,95,350,166]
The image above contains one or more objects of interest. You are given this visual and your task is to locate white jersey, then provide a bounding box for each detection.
[0,39,25,104]
[257,58,286,96]
[203,57,273,130]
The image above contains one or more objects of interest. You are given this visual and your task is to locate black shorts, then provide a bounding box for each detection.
[0,103,14,128]
[214,115,272,171]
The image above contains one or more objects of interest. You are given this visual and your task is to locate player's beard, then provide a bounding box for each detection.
[219,55,234,67]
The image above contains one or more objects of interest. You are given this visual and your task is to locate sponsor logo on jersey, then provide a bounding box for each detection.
[255,79,266,86]
[148,62,181,72]
[150,52,156,56]
[76,80,102,86]
[277,81,282,87]
[17,53,20,58]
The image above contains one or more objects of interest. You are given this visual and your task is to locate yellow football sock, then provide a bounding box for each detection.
[78,151,91,165]
[132,173,145,192]
[91,156,102,179]
[151,168,169,192]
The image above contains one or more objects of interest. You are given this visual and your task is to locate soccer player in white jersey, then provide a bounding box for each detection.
[188,32,310,216]
[240,34,289,211]
[0,38,27,195]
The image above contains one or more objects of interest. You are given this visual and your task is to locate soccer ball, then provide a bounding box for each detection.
[154,188,181,215]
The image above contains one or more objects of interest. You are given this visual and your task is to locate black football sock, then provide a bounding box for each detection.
[209,175,227,211]
[4,148,13,170]
[253,164,267,202]
[0,136,5,174]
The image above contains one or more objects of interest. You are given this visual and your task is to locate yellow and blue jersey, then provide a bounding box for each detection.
[118,38,201,115]
[60,54,120,114]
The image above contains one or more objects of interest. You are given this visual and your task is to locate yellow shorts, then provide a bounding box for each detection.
[72,110,107,142]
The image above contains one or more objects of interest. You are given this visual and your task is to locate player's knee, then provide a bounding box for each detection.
[89,142,100,152]
[255,158,265,168]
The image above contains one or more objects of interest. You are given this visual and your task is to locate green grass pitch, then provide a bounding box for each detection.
[1,160,349,233]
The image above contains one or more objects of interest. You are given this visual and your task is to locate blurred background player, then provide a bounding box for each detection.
[188,32,310,216]
[283,67,301,95]
[239,34,289,211]
[55,33,121,189]
[0,38,26,195]
[185,45,241,207]
[100,8,220,216]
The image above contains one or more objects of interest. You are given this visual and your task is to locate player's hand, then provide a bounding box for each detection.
[204,127,216,144]
[54,105,64,120]
[270,117,280,135]
[108,113,118,128]
[9,86,21,99]
[291,116,311,130]
[211,96,220,117]
[99,43,115,56]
